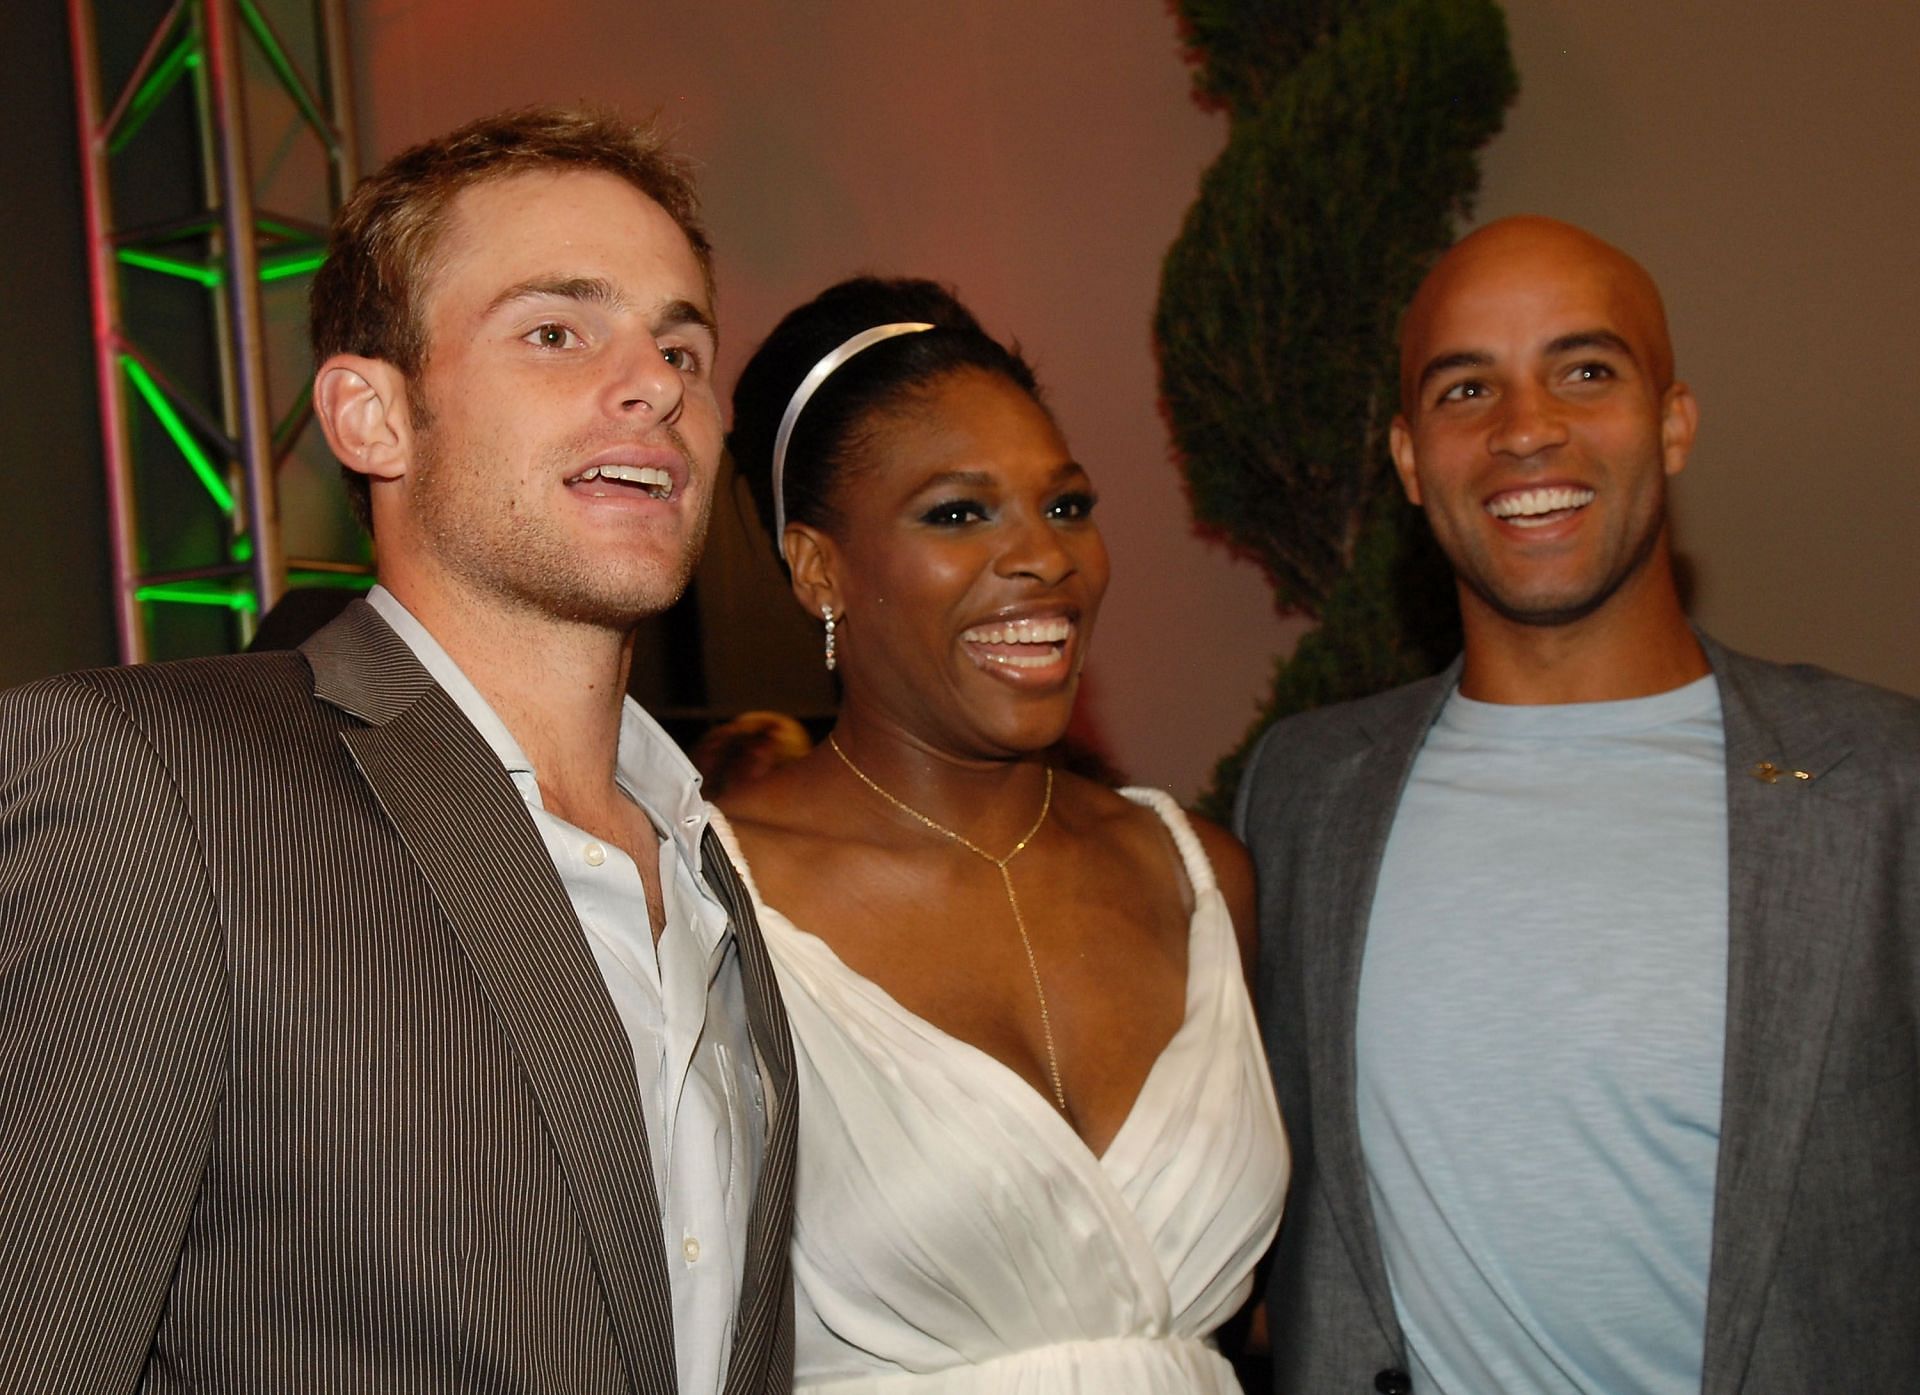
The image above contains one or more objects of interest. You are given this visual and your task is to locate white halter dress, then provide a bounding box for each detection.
[712,788,1288,1393]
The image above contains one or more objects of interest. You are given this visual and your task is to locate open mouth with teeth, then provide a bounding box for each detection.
[566,464,675,501]
[959,616,1074,672]
[1486,485,1594,528]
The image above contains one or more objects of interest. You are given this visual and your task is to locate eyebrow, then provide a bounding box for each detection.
[482,278,717,341]
[1414,350,1492,396]
[484,275,625,318]
[654,297,718,345]
[915,461,1091,493]
[1543,328,1635,360]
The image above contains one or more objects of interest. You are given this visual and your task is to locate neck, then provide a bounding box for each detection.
[386,575,636,807]
[1457,557,1708,704]
[827,716,1055,851]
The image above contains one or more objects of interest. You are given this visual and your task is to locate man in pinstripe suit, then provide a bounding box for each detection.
[1,107,795,1394]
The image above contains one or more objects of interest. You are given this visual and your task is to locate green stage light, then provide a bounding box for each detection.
[119,246,322,285]
[118,248,221,287]
[237,0,336,155]
[289,570,376,592]
[112,37,199,155]
[259,250,326,282]
[120,355,236,514]
[135,582,256,612]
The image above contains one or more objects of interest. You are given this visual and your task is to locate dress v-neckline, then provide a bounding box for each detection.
[710,789,1212,1167]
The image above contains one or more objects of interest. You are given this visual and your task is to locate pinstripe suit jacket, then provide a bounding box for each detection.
[0,601,796,1395]
[1236,637,1920,1394]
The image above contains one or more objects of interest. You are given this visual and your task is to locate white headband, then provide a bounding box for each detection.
[770,321,935,542]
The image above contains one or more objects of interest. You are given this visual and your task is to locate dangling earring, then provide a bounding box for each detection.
[822,605,838,672]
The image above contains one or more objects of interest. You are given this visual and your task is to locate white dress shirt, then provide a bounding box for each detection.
[367,587,764,1395]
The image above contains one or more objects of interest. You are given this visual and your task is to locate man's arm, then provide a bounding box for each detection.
[0,676,226,1391]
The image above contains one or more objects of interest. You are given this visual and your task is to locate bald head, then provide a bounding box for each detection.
[1398,216,1676,414]
[1385,214,1703,689]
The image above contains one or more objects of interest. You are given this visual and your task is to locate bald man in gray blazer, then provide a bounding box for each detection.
[1237,218,1919,1394]
[1,108,795,1393]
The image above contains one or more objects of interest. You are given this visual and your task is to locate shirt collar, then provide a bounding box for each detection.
[365,586,712,873]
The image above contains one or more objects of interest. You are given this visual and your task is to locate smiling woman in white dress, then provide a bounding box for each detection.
[714,277,1287,1393]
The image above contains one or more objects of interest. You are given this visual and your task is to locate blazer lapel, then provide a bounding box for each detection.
[1700,642,1862,1395]
[703,832,797,1395]
[1309,666,1459,1351]
[304,603,678,1395]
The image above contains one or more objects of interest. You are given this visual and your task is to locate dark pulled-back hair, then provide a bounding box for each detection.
[728,277,1043,564]
[310,105,711,529]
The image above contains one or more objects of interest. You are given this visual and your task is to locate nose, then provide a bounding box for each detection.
[1487,379,1568,459]
[607,337,684,424]
[995,510,1077,588]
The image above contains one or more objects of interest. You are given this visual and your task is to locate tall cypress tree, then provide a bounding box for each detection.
[1156,0,1516,816]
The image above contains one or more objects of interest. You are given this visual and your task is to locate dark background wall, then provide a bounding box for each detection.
[6,2,1916,799]
[1475,0,1920,699]
[2,0,114,685]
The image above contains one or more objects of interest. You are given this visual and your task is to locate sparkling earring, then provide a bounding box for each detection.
[822,605,838,672]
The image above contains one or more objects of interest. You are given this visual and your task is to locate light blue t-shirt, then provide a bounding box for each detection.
[1356,675,1728,1394]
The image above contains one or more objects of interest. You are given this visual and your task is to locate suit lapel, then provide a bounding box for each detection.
[1700,643,1862,1395]
[1311,667,1458,1351]
[304,603,678,1395]
[704,832,797,1395]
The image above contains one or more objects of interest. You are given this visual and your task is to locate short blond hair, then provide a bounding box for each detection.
[309,106,711,528]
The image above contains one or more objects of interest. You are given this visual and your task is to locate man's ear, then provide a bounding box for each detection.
[783,524,840,621]
[1388,414,1424,505]
[313,354,414,481]
[1660,381,1699,478]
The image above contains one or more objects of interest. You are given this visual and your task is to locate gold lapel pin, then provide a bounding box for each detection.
[1751,761,1814,784]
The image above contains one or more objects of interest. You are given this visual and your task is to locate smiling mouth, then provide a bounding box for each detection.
[1487,485,1593,528]
[567,463,674,500]
[959,616,1073,670]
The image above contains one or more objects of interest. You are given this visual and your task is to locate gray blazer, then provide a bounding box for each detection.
[1236,636,1920,1394]
[0,601,796,1395]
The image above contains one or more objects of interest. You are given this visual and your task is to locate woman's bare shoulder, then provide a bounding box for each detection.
[712,755,855,878]
[1065,782,1257,978]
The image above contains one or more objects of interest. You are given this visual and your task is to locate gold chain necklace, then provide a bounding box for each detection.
[828,735,1068,1115]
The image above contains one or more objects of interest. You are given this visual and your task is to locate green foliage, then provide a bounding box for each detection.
[1173,0,1349,114]
[1194,496,1462,821]
[1156,0,1516,815]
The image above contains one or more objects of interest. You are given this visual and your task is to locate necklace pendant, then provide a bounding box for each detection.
[829,735,1068,1116]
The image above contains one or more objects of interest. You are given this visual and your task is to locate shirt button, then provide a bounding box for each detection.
[583,842,606,866]
[682,1236,701,1263]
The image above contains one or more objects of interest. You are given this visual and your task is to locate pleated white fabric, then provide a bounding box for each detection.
[712,789,1287,1393]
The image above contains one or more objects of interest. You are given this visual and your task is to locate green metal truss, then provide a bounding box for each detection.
[68,0,365,660]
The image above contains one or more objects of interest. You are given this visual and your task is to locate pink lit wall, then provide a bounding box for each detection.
[347,1,1918,799]
[350,2,1299,800]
